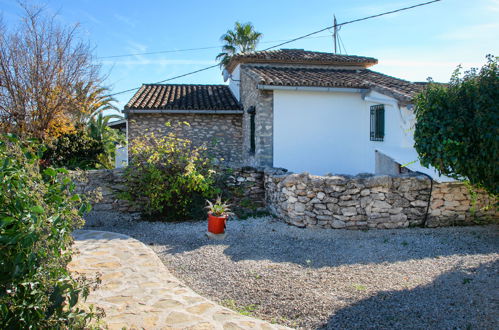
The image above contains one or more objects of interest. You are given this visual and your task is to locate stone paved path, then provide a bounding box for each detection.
[69,230,290,330]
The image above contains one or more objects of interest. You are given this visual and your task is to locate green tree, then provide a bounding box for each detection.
[216,21,262,68]
[414,55,498,195]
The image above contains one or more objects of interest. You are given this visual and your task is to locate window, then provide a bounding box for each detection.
[370,104,385,141]
[247,106,256,154]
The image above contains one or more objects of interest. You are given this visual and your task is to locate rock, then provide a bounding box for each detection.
[294,203,306,213]
[411,200,428,207]
[341,207,357,216]
[331,220,346,228]
[372,200,391,209]
[317,192,326,200]
[390,213,407,222]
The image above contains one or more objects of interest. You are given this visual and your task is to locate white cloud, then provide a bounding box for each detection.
[487,0,499,12]
[376,59,483,82]
[114,14,137,28]
[438,22,499,40]
[101,59,216,66]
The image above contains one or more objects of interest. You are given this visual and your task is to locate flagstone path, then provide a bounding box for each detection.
[70,230,289,330]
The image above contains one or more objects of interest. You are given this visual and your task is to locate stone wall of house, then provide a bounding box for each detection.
[128,113,243,165]
[265,171,498,229]
[240,65,274,167]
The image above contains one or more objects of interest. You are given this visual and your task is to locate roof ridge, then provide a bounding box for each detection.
[143,83,229,87]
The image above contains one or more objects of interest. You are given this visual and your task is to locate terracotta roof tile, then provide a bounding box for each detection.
[226,49,378,72]
[246,66,423,103]
[125,84,241,111]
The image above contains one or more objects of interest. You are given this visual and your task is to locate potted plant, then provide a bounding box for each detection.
[206,196,232,235]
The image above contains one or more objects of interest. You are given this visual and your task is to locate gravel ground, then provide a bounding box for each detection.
[86,214,499,329]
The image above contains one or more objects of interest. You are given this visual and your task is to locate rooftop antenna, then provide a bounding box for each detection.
[333,15,338,53]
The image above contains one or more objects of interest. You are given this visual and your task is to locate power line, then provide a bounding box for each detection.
[261,0,441,51]
[108,0,442,97]
[109,64,220,96]
[99,35,332,60]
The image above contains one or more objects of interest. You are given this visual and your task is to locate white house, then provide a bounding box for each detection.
[125,49,448,180]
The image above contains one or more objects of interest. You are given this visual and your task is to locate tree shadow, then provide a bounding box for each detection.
[321,260,499,329]
[86,215,499,269]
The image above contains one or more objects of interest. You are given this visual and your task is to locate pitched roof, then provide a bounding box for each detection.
[125,84,242,111]
[226,49,378,72]
[245,66,423,103]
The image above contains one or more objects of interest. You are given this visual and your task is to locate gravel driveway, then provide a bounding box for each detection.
[87,215,499,329]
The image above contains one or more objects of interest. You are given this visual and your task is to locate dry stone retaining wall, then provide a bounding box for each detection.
[72,167,266,219]
[265,171,498,229]
[74,168,497,229]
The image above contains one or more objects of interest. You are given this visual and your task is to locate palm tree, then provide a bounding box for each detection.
[87,110,125,169]
[71,82,119,124]
[216,22,262,68]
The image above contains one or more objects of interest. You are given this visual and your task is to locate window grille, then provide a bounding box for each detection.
[370,104,385,141]
[247,106,256,154]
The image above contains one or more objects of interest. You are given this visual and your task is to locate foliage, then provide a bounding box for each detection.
[42,127,106,170]
[216,21,262,68]
[71,82,119,125]
[0,4,103,141]
[123,124,218,220]
[87,111,126,169]
[414,55,499,195]
[0,134,95,328]
[206,196,232,217]
[42,110,125,170]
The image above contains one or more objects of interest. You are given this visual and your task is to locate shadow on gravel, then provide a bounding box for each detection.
[84,214,499,269]
[322,260,499,329]
[123,223,498,269]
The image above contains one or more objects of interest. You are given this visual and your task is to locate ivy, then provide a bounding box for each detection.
[414,55,499,195]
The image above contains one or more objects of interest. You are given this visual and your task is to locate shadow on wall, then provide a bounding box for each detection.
[322,260,499,329]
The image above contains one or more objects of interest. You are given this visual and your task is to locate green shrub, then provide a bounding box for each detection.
[0,134,96,328]
[414,55,499,195]
[123,127,218,220]
[43,127,105,170]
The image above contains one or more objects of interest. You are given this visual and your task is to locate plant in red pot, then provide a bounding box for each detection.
[206,197,232,235]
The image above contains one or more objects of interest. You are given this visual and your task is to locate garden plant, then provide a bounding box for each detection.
[0,134,97,328]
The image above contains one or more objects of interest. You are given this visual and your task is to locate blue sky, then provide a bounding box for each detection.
[1,0,498,110]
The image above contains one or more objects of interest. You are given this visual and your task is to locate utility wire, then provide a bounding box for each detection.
[261,0,441,51]
[108,0,442,97]
[99,35,332,59]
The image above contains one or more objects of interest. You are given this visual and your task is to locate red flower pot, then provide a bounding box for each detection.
[208,213,227,234]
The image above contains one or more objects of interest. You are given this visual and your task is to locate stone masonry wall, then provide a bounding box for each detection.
[240,65,274,167]
[265,171,498,229]
[427,182,498,227]
[74,168,497,229]
[72,169,137,213]
[128,113,243,165]
[73,167,266,218]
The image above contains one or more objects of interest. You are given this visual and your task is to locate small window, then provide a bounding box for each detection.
[247,106,256,154]
[370,104,385,141]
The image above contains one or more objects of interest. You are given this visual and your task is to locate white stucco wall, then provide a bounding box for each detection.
[273,89,415,175]
[228,65,241,101]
